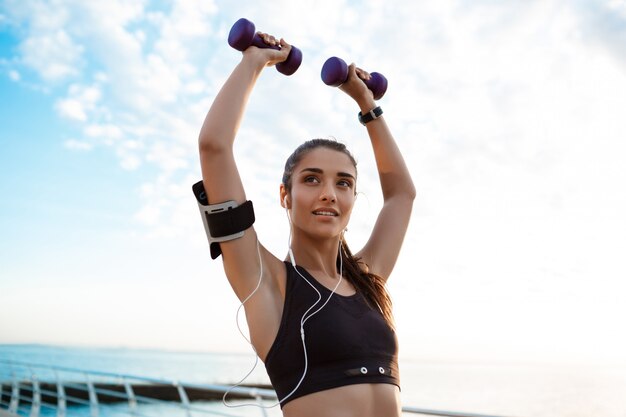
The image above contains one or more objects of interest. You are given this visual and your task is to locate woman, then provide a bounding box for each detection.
[198,31,415,417]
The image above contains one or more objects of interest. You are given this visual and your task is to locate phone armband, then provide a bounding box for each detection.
[192,181,255,259]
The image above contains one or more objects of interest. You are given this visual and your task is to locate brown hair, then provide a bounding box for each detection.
[282,138,394,328]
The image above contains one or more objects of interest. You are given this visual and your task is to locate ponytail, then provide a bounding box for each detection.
[337,239,395,329]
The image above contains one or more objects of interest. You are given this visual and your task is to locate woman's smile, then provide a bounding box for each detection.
[312,208,339,217]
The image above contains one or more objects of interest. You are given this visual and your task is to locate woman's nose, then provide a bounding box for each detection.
[320,184,336,202]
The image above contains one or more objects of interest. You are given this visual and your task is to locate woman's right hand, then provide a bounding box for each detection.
[242,32,292,68]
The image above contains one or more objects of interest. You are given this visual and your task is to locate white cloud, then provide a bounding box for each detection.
[145,142,189,173]
[54,84,101,121]
[84,123,123,141]
[20,30,83,80]
[159,0,217,38]
[8,70,20,81]
[573,0,626,63]
[134,204,161,226]
[117,150,142,171]
[55,98,87,121]
[63,138,93,151]
[137,53,182,104]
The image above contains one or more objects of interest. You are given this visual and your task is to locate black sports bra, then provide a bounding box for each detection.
[264,262,400,407]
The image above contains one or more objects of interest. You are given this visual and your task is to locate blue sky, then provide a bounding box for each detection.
[1,0,626,365]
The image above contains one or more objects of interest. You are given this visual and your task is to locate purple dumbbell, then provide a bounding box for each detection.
[321,57,388,100]
[228,18,302,76]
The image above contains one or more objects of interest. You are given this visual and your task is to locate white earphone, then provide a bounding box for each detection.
[284,196,297,266]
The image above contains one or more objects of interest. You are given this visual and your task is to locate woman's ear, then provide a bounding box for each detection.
[280,184,289,209]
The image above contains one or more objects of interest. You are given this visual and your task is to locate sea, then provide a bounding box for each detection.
[0,344,624,417]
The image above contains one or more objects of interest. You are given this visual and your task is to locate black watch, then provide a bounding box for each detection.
[358,106,383,125]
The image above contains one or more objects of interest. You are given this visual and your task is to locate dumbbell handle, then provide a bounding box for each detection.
[249,34,281,51]
[228,18,302,76]
[321,57,388,100]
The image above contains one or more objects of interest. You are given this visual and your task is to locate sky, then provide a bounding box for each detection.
[1,0,626,366]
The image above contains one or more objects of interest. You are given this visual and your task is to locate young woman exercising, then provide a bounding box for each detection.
[198,31,415,417]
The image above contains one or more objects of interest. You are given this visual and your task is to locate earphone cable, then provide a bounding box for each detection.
[224,211,344,409]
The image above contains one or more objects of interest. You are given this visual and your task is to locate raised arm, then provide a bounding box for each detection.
[198,34,288,300]
[340,64,416,281]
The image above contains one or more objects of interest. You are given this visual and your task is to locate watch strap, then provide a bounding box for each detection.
[358,106,383,125]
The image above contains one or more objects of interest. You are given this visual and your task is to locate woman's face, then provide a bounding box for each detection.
[286,147,357,240]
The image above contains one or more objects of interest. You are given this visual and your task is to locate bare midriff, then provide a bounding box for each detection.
[282,383,401,417]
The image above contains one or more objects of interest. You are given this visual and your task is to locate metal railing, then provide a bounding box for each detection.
[0,359,510,417]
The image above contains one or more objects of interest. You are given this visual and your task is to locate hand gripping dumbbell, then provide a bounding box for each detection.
[321,57,388,100]
[228,18,303,76]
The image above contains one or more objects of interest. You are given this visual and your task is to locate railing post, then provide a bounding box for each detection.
[29,374,41,417]
[123,378,137,414]
[175,381,192,417]
[55,371,66,417]
[254,393,269,417]
[85,374,99,417]
[9,378,19,414]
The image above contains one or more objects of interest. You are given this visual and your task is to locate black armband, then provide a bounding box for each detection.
[192,181,255,259]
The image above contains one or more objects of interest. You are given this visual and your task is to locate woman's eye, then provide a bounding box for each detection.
[338,180,352,187]
[304,176,320,183]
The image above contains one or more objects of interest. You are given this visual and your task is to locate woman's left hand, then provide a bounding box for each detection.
[339,63,376,109]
